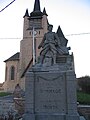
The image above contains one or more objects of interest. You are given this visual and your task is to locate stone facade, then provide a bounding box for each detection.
[3,58,20,92]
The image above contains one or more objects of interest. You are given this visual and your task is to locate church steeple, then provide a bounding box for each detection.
[30,0,43,18]
[43,7,48,16]
[33,0,41,12]
[23,9,29,18]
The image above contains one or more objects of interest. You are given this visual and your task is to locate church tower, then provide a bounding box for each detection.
[3,0,48,92]
[20,0,48,76]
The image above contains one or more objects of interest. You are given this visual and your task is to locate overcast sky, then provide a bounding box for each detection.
[0,0,90,83]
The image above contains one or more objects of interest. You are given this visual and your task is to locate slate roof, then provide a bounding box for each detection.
[4,52,20,62]
[33,0,41,12]
[21,58,33,78]
[23,9,29,17]
[30,0,43,18]
[43,7,48,16]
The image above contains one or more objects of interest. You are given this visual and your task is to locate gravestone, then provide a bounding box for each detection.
[23,24,80,120]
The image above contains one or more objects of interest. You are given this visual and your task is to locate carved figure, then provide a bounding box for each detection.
[13,84,24,98]
[38,24,69,65]
[56,25,70,53]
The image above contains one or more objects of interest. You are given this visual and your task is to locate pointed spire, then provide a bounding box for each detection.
[56,26,65,37]
[33,0,41,12]
[43,7,48,16]
[30,0,43,18]
[23,9,29,18]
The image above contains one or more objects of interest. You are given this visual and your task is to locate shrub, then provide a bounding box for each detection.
[77,91,90,105]
[77,76,90,93]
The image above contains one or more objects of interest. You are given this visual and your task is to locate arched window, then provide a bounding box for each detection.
[5,67,7,81]
[10,66,15,80]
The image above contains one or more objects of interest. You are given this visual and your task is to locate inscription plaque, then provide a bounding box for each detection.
[35,73,66,113]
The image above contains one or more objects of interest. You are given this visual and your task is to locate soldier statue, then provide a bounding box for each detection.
[38,24,69,65]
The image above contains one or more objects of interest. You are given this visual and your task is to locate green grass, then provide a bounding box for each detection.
[77,91,90,105]
[0,92,12,97]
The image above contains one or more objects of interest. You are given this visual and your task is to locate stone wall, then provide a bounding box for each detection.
[0,99,15,115]
[3,60,20,92]
[78,105,90,120]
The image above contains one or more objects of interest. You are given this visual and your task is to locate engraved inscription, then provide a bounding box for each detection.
[43,105,58,109]
[40,89,61,93]
[35,73,66,113]
[56,56,67,63]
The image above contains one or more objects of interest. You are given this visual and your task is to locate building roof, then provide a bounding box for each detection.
[33,0,41,12]
[43,7,48,16]
[21,58,33,78]
[4,52,20,62]
[23,9,29,18]
[30,0,43,18]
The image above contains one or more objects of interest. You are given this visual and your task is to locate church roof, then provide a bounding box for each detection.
[4,52,20,62]
[33,0,41,12]
[43,7,48,16]
[30,0,43,19]
[23,9,29,17]
[21,58,33,78]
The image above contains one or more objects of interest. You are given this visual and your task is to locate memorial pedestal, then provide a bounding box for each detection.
[24,55,80,120]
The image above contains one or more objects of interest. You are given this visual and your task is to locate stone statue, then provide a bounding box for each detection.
[13,84,24,98]
[38,24,69,65]
[56,25,70,53]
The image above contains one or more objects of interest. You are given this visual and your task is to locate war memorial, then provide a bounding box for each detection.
[0,0,87,119]
[23,25,81,119]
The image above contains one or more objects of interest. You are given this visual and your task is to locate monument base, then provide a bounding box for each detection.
[23,54,81,120]
[23,113,80,120]
[66,115,80,120]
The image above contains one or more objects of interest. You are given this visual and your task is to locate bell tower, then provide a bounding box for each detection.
[20,0,48,76]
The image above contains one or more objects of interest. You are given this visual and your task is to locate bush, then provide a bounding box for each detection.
[77,76,90,93]
[77,91,90,105]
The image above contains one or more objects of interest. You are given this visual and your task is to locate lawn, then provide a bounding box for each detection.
[0,92,12,97]
[77,91,90,105]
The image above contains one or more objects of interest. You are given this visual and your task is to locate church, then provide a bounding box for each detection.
[3,0,69,92]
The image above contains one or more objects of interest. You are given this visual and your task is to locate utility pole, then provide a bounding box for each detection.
[32,27,36,65]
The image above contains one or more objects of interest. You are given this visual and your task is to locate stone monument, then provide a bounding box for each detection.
[13,84,25,115]
[23,24,80,120]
